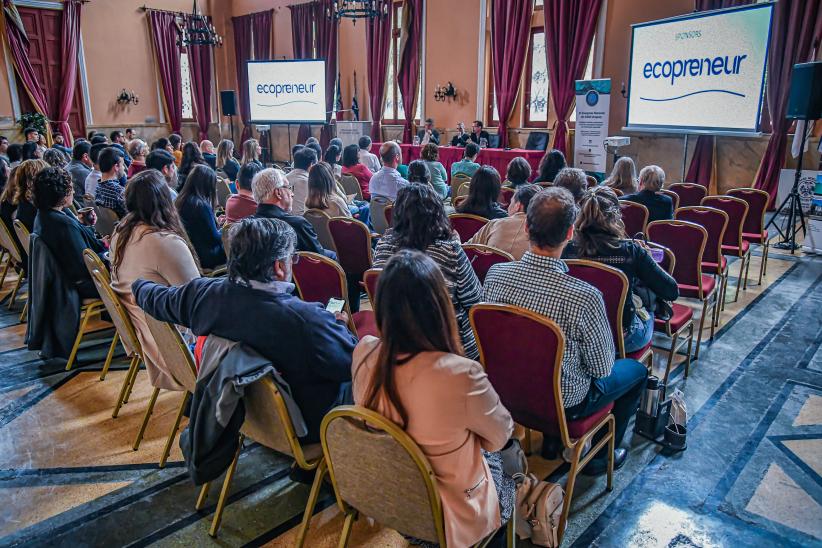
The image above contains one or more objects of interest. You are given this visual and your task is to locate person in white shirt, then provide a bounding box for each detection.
[84,142,106,197]
[358,136,381,173]
[286,147,317,216]
[369,142,409,201]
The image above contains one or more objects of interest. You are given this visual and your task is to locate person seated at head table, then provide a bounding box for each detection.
[416,117,440,146]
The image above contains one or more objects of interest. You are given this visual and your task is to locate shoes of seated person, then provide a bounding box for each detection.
[540,437,561,460]
[289,463,317,485]
[582,447,627,476]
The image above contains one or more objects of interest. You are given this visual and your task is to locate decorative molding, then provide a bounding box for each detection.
[593,0,607,79]
[11,0,62,9]
[475,0,487,121]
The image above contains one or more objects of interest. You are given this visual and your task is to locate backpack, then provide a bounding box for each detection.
[513,473,565,547]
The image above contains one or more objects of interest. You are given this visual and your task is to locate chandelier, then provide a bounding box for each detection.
[326,0,390,23]
[176,0,223,47]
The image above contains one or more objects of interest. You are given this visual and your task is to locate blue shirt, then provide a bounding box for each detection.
[369,167,409,201]
[451,159,480,179]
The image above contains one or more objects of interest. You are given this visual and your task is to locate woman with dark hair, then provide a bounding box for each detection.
[175,164,226,269]
[323,144,342,178]
[374,184,482,359]
[406,159,431,186]
[564,186,678,352]
[13,159,49,231]
[32,167,106,299]
[111,170,200,390]
[306,162,351,218]
[340,143,373,200]
[505,156,532,188]
[420,143,448,199]
[535,148,566,184]
[177,141,209,190]
[43,148,68,169]
[456,165,507,220]
[353,249,515,547]
[21,141,41,161]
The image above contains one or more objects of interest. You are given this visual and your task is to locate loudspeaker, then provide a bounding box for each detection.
[786,62,822,120]
[220,90,237,116]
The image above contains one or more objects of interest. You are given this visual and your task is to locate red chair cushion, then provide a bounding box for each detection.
[352,311,379,338]
[702,256,727,275]
[742,230,767,244]
[565,403,614,439]
[678,275,716,299]
[654,303,694,333]
[721,240,750,257]
[625,341,652,361]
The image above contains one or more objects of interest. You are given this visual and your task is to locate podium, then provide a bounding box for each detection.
[335,121,372,147]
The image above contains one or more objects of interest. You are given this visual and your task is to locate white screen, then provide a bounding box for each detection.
[626,4,772,134]
[248,60,327,124]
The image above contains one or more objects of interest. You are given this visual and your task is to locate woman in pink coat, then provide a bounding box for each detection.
[352,249,515,547]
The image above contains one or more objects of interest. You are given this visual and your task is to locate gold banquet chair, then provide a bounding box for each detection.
[11,219,31,321]
[314,405,514,548]
[0,219,26,311]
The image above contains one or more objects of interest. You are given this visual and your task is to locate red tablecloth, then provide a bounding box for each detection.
[371,144,543,182]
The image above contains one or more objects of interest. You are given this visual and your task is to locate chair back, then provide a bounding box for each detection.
[339,173,363,201]
[470,304,571,444]
[565,259,629,357]
[448,213,488,242]
[83,249,142,357]
[619,201,649,237]
[142,314,197,392]
[369,195,393,235]
[321,406,446,545]
[701,195,748,251]
[498,186,515,209]
[292,251,347,306]
[462,244,514,284]
[675,206,728,268]
[303,208,336,252]
[216,179,231,208]
[487,134,501,148]
[525,132,549,151]
[647,220,708,298]
[611,187,624,197]
[450,173,471,200]
[0,218,23,265]
[221,222,234,259]
[82,194,95,207]
[659,189,680,211]
[94,205,119,238]
[12,219,30,256]
[669,183,707,208]
[329,217,373,275]
[728,187,769,237]
[383,204,393,227]
[362,267,382,307]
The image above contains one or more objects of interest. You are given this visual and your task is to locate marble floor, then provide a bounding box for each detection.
[0,242,820,547]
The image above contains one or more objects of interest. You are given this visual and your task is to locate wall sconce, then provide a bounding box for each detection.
[116,89,139,106]
[433,82,457,102]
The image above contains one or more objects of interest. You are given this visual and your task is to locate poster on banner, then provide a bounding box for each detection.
[573,79,611,179]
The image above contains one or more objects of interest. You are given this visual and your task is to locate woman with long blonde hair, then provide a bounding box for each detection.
[604,156,638,194]
[11,159,48,232]
[216,139,241,182]
[241,138,262,168]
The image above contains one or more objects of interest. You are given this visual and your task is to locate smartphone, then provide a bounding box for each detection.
[326,298,345,314]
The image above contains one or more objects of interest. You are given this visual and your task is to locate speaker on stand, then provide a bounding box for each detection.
[220,90,237,142]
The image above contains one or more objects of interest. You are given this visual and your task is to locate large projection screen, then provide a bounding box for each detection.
[248,59,327,124]
[625,3,773,135]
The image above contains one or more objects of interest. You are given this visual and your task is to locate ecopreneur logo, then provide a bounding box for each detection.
[640,53,747,102]
[255,82,319,107]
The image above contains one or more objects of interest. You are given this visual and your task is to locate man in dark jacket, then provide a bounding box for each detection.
[132,217,356,442]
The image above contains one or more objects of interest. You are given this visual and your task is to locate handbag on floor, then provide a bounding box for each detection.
[513,472,565,547]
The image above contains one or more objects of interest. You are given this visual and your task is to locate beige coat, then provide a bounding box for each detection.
[110,226,200,391]
[352,336,513,547]
[467,211,529,259]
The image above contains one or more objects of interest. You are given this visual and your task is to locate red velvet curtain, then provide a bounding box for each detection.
[491,0,533,148]
[543,0,602,156]
[397,0,423,143]
[754,0,822,205]
[315,0,338,147]
[290,2,315,144]
[232,14,252,143]
[252,10,273,60]
[366,4,393,141]
[188,43,213,141]
[149,11,183,133]
[56,0,82,145]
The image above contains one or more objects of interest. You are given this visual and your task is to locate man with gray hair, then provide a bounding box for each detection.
[132,216,357,442]
[553,167,589,204]
[252,167,335,258]
[368,141,408,200]
[621,164,673,222]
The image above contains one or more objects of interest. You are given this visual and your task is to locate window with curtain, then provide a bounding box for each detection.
[180,50,194,120]
[382,2,421,124]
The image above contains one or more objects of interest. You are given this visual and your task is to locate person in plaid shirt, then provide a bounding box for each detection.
[94,147,126,218]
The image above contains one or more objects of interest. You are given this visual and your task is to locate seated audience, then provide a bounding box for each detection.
[554,167,588,204]
[110,170,201,391]
[21,141,41,161]
[7,143,22,169]
[416,117,440,145]
[51,132,72,156]
[306,141,323,163]
[0,164,24,254]
[407,160,432,186]
[43,148,68,169]
[33,167,106,299]
[169,134,183,166]
[451,142,481,179]
[90,134,108,145]
[241,138,263,168]
[341,143,373,201]
[0,135,8,163]
[84,143,106,197]
[22,127,37,142]
[13,159,47,232]
[358,136,381,173]
[127,139,149,178]
[456,165,507,220]
[369,141,409,201]
[200,140,217,170]
[329,137,344,151]
[306,162,351,218]
[175,164,226,269]
[146,149,179,200]
[374,184,481,359]
[467,183,540,259]
[124,128,135,144]
[253,167,334,258]
[132,217,357,442]
[535,149,566,184]
[0,158,7,192]
[505,156,532,188]
[420,143,448,199]
[621,165,674,222]
[95,147,127,217]
[150,137,170,152]
[225,163,260,223]
[109,131,132,168]
[324,144,342,179]
[483,188,648,472]
[605,157,638,195]
[177,141,208,190]
[216,139,241,182]
[353,249,514,547]
[287,147,317,216]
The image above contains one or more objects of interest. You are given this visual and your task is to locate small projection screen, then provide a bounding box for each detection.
[625,3,773,135]
[247,59,327,124]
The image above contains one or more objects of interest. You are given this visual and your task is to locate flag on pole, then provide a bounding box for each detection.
[351,70,360,121]
[335,73,344,119]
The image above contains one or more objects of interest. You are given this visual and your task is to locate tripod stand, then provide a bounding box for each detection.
[766,122,811,253]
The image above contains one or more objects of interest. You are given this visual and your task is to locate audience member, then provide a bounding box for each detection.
[290,144,304,163]
[329,137,343,151]
[554,167,588,204]
[67,141,93,197]
[605,157,638,195]
[621,165,673,223]
[407,160,431,186]
[0,165,25,260]
[341,143,373,200]
[124,128,135,143]
[483,188,647,472]
[369,142,408,201]
[132,216,357,442]
[95,147,127,217]
[200,140,217,169]
[177,141,209,190]
[374,184,481,358]
[150,137,170,152]
[127,139,149,178]
[21,141,41,161]
[13,159,47,232]
[457,165,507,220]
[175,164,226,269]
[417,117,440,145]
[241,138,263,168]
[85,143,106,197]
[110,170,201,391]
[306,162,351,219]
[451,142,481,179]
[0,158,8,193]
[169,134,183,166]
[0,136,8,162]
[287,147,317,216]
[420,143,448,199]
[323,144,342,178]
[109,130,132,168]
[90,134,108,145]
[7,144,22,169]
[358,136,381,173]
[51,132,72,156]
[468,183,540,259]
[505,157,532,188]
[225,163,261,223]
[36,134,48,157]
[43,148,68,169]
[23,127,38,142]
[304,137,319,147]
[535,149,566,183]
[353,249,514,547]
[306,141,322,162]
[145,149,179,200]
[216,139,240,182]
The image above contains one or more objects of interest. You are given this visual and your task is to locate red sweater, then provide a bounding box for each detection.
[341,163,373,201]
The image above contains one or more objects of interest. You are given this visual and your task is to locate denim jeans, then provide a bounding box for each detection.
[623,313,654,353]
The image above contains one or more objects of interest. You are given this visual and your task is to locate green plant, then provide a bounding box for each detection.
[17,112,47,135]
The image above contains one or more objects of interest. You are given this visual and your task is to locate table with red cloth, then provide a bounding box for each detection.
[370,143,543,182]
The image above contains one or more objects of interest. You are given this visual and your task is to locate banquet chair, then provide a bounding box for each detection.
[619,201,649,238]
[668,183,707,208]
[450,173,471,200]
[0,218,26,310]
[216,178,231,209]
[339,173,364,201]
[525,132,549,151]
[304,209,337,253]
[449,213,488,242]
[676,206,729,319]
[369,196,393,235]
[383,204,393,227]
[197,375,324,543]
[362,267,383,308]
[498,186,515,209]
[315,405,515,548]
[329,218,374,333]
[565,259,654,368]
[94,205,120,238]
[462,244,514,284]
[11,219,30,321]
[701,195,750,302]
[221,222,234,259]
[728,187,770,285]
[659,189,680,211]
[470,303,614,544]
[647,220,717,360]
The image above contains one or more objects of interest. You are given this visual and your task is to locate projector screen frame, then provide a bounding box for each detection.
[247,58,329,125]
[623,2,774,136]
